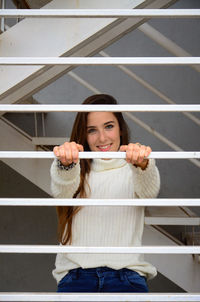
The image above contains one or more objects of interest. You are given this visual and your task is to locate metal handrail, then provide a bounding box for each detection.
[0,9,200,18]
[0,57,200,66]
[0,104,200,112]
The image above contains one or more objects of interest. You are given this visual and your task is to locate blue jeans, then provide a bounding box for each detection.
[57,267,148,293]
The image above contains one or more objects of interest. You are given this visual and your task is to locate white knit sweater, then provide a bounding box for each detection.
[50,158,160,283]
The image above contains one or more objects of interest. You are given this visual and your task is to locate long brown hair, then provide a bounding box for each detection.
[56,94,130,244]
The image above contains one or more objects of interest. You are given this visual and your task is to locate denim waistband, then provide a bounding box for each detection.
[69,267,129,281]
[68,266,140,279]
[69,267,119,273]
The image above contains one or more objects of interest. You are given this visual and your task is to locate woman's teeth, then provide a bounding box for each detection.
[98,144,111,150]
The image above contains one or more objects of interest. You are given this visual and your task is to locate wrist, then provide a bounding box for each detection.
[57,159,76,171]
[134,159,149,170]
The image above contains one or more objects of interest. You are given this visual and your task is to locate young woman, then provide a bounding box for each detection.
[51,94,160,293]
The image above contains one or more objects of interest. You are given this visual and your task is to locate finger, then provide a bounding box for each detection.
[54,145,64,160]
[57,146,67,165]
[131,148,140,164]
[126,143,136,163]
[56,143,68,165]
[64,147,73,165]
[138,146,146,163]
[145,146,152,157]
[70,142,79,163]
[119,145,127,152]
[64,143,73,165]
[53,146,59,157]
[77,144,84,152]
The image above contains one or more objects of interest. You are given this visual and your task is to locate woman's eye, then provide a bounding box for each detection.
[105,124,114,129]
[87,128,96,134]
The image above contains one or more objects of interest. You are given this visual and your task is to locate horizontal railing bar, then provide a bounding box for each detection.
[0,151,200,159]
[0,245,200,254]
[1,104,200,112]
[1,293,200,302]
[0,198,200,207]
[0,57,200,65]
[0,9,200,18]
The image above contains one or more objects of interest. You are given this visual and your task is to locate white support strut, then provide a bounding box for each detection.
[0,9,200,18]
[0,198,200,207]
[0,151,199,159]
[0,104,200,112]
[1,293,200,302]
[0,57,200,66]
[0,245,199,254]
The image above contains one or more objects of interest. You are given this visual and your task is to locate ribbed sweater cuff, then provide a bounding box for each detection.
[50,159,80,182]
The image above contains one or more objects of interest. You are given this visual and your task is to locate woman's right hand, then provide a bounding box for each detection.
[53,142,84,166]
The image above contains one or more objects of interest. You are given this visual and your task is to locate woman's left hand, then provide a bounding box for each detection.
[120,143,152,170]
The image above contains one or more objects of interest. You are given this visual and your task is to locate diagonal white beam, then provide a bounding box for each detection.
[32,136,68,145]
[0,118,51,195]
[100,51,200,127]
[139,23,200,73]
[125,112,200,169]
[0,0,181,104]
[0,0,145,99]
[144,226,200,292]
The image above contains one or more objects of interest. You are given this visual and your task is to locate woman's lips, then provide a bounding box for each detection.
[97,144,112,152]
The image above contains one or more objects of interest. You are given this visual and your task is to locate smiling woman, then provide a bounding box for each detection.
[50,94,160,293]
[86,111,121,153]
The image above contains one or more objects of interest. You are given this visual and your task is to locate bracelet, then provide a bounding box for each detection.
[57,159,76,171]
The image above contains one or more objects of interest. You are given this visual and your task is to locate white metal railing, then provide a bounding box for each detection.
[1,293,200,302]
[0,104,200,112]
[0,198,200,207]
[0,57,200,66]
[0,151,200,159]
[0,245,199,254]
[0,9,200,18]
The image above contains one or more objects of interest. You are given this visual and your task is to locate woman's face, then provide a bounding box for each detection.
[86,112,121,152]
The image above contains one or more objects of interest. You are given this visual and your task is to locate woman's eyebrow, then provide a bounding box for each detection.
[86,125,96,129]
[104,121,115,125]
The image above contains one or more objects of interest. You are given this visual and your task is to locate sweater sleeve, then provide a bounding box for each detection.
[133,159,160,199]
[50,159,80,198]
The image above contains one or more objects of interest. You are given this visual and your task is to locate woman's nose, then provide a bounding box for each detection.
[98,130,107,142]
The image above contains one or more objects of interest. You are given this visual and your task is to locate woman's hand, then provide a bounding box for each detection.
[53,142,84,166]
[120,143,152,170]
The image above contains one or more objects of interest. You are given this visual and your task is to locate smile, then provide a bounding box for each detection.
[97,144,112,151]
